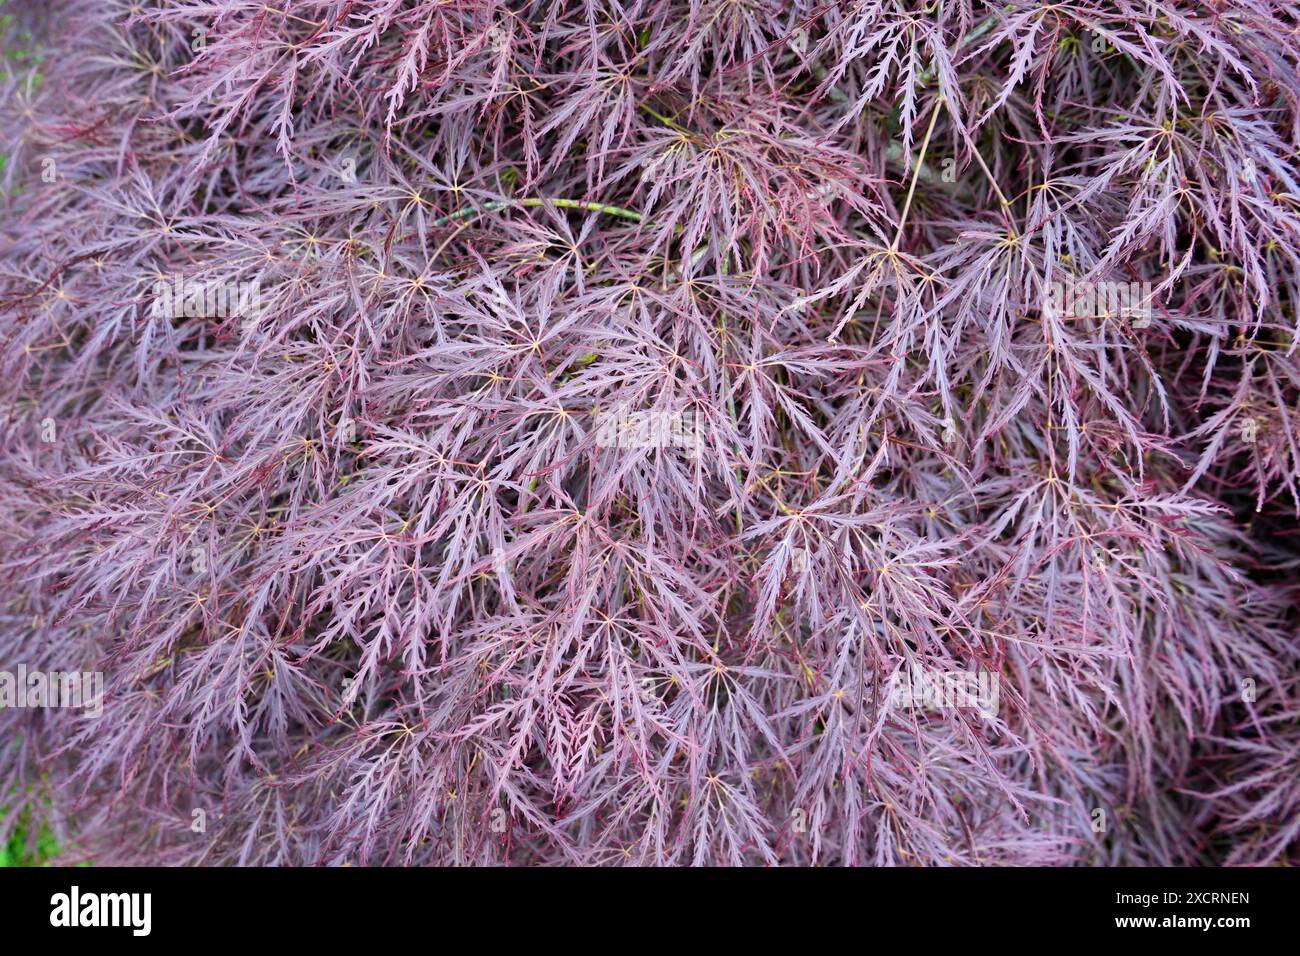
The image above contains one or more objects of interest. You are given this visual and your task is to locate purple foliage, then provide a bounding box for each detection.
[1,0,1298,866]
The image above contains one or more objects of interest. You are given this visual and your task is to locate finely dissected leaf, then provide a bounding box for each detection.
[1,0,1298,866]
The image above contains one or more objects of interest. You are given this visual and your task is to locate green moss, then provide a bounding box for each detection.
[0,805,60,867]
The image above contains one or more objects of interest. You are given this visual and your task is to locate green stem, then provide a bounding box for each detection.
[637,102,691,134]
[892,95,945,249]
[431,197,643,228]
